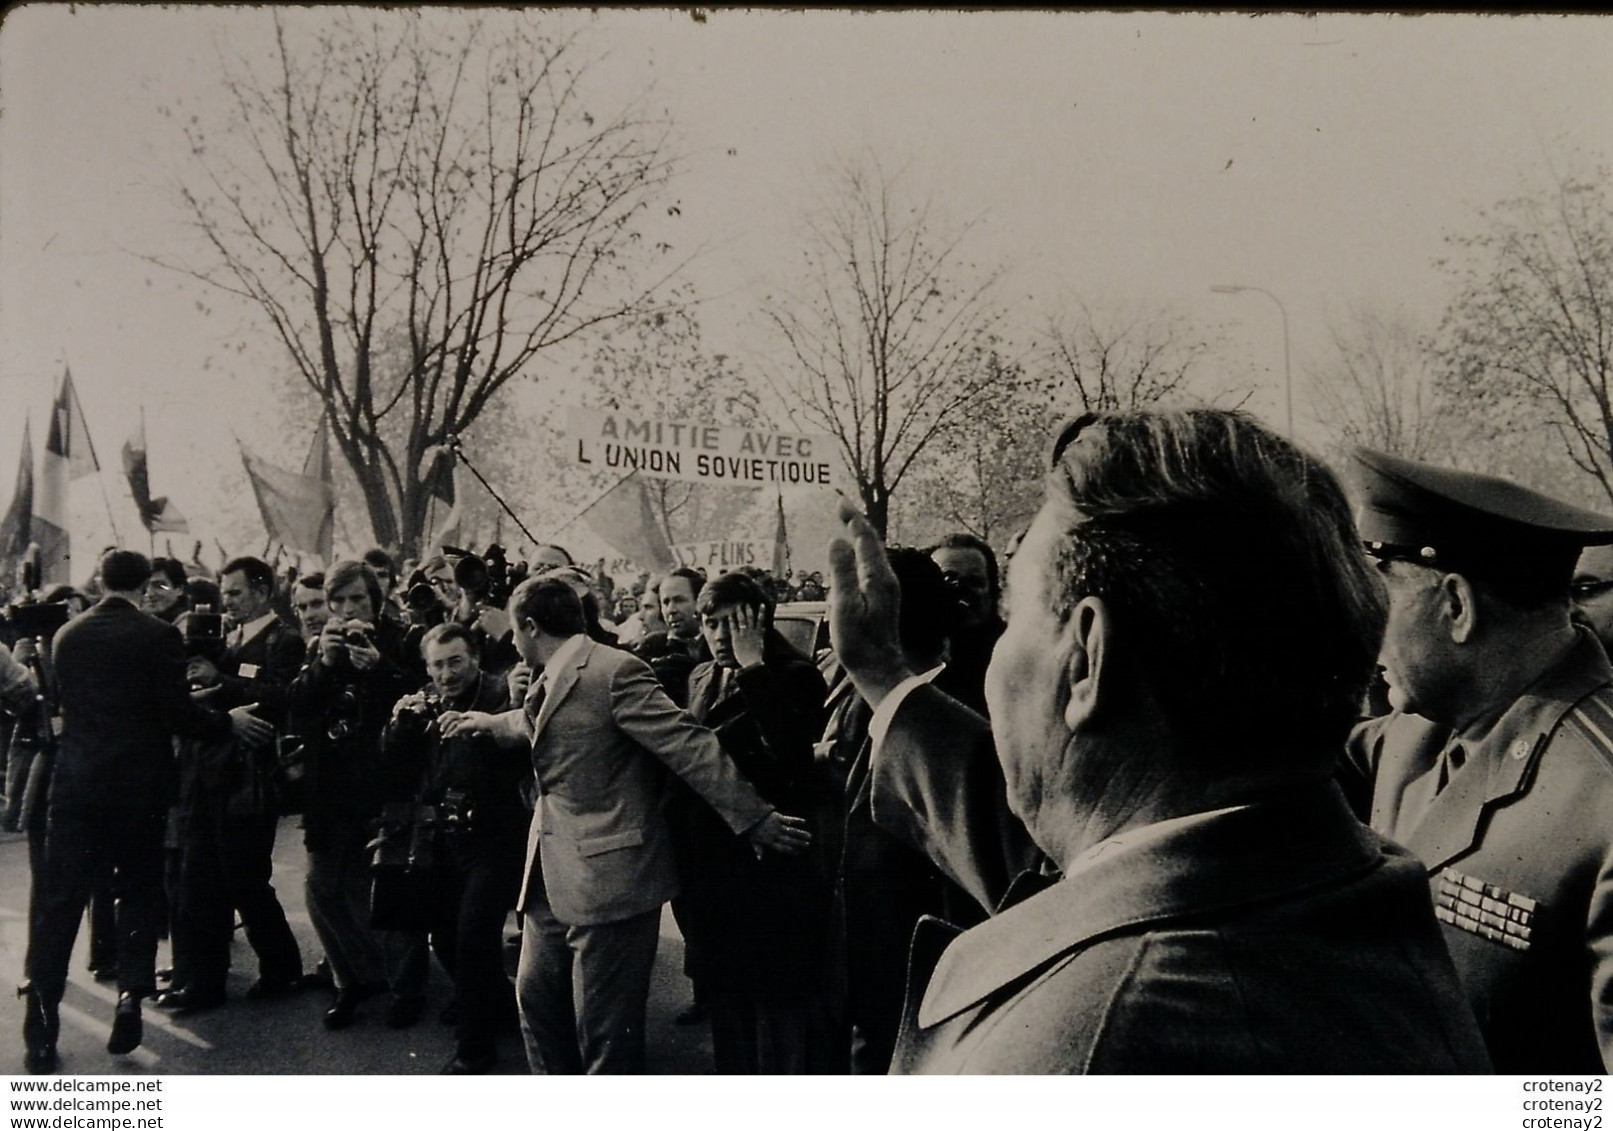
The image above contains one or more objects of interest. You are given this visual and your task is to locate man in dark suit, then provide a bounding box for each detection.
[20,550,271,1073]
[441,577,810,1074]
[828,410,1491,1073]
[381,622,522,1075]
[672,571,830,1073]
[1344,449,1613,1073]
[158,556,307,1014]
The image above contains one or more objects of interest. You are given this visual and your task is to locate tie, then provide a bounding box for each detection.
[524,675,549,730]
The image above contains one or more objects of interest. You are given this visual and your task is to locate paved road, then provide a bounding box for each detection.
[0,822,714,1075]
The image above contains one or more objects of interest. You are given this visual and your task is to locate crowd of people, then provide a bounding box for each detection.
[5,405,1613,1076]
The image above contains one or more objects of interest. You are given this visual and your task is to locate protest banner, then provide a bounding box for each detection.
[568,408,840,488]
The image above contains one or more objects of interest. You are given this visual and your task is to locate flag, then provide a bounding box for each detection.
[771,490,790,578]
[421,444,462,550]
[239,439,336,559]
[36,369,100,583]
[0,419,34,580]
[123,411,189,534]
[580,472,676,572]
[298,418,335,559]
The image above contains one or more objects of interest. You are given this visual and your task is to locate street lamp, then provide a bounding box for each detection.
[1210,283,1292,438]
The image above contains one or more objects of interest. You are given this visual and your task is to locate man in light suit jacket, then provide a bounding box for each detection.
[442,577,809,1074]
[826,410,1491,1074]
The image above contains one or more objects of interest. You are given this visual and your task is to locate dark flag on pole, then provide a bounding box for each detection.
[123,412,189,534]
[1,419,35,580]
[421,443,462,550]
[771,489,789,578]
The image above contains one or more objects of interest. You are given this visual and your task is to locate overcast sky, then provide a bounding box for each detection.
[3,7,1611,555]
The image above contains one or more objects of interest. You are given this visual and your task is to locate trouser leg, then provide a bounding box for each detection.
[304,824,385,992]
[171,804,231,994]
[222,811,302,982]
[110,809,168,998]
[569,907,661,1075]
[452,839,521,1057]
[26,808,106,1004]
[515,896,580,1074]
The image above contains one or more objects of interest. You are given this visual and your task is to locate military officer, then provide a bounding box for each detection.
[1345,448,1613,1074]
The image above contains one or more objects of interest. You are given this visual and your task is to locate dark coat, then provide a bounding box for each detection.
[49,596,231,813]
[288,616,416,842]
[382,671,523,840]
[671,632,829,997]
[1347,630,1613,1074]
[178,614,306,814]
[875,683,1490,1073]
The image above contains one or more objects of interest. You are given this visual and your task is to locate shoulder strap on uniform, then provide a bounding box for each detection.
[1560,684,1613,776]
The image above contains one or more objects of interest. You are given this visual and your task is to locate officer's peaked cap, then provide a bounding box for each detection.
[1350,447,1613,595]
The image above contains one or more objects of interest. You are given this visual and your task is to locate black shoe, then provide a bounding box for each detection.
[245,975,300,1002]
[441,1047,497,1075]
[88,967,118,984]
[322,983,381,1031]
[300,962,334,991]
[107,993,144,1055]
[384,996,425,1029]
[155,986,225,1015]
[18,984,59,1074]
[674,1001,708,1026]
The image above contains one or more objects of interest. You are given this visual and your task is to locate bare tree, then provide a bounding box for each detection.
[1434,171,1613,504]
[897,365,1048,548]
[1036,302,1219,414]
[1309,304,1453,461]
[152,11,679,554]
[760,156,1006,537]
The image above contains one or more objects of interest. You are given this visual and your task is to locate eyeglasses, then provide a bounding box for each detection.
[1572,578,1613,602]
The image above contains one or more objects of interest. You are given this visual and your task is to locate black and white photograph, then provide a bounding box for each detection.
[2,4,1612,1111]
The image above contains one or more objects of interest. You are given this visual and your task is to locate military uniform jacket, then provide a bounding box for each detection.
[891,785,1490,1074]
[1348,630,1613,1074]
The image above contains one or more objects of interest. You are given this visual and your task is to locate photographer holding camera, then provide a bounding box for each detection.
[381,622,523,1073]
[288,559,419,1032]
[158,557,307,1015]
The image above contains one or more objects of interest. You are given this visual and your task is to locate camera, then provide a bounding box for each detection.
[394,689,443,727]
[177,604,226,662]
[344,620,375,648]
[3,598,70,644]
[444,544,527,610]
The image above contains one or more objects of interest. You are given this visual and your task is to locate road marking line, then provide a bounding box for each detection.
[74,981,215,1049]
[58,1001,161,1068]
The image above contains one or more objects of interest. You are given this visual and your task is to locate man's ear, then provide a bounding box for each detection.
[1063,596,1110,731]
[1438,573,1481,645]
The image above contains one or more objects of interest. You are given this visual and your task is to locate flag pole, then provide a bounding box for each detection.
[551,470,637,538]
[446,435,539,546]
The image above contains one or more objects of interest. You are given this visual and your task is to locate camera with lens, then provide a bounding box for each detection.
[394,689,443,728]
[440,788,476,839]
[444,543,528,610]
[178,603,227,662]
[344,619,376,649]
[2,597,70,645]
[402,568,444,623]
